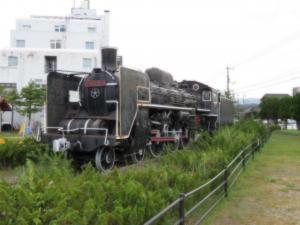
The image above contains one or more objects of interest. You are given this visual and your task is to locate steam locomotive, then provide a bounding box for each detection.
[41,48,234,171]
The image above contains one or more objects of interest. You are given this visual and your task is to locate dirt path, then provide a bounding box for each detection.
[205,131,300,225]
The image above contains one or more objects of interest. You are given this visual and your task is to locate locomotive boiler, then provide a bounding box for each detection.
[41,48,233,171]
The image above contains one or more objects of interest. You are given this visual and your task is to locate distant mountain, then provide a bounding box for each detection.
[237,98,260,105]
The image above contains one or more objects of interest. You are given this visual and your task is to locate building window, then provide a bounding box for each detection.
[8,56,18,67]
[117,56,123,67]
[60,25,66,32]
[0,83,17,91]
[55,25,66,32]
[34,79,45,88]
[85,41,95,49]
[45,56,57,73]
[83,58,92,68]
[88,27,96,33]
[50,40,62,49]
[213,92,219,103]
[16,40,25,48]
[22,24,31,30]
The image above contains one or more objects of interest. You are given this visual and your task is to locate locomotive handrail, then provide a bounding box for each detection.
[138,103,196,112]
[58,127,109,146]
[44,126,64,133]
[44,126,109,146]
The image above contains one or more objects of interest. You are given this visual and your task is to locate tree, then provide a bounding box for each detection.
[224,90,235,101]
[291,93,300,130]
[17,81,46,126]
[259,97,280,124]
[278,96,292,129]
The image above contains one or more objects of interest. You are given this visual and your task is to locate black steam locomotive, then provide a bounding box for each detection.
[41,48,234,171]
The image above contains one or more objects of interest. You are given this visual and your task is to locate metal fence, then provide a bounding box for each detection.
[143,133,270,225]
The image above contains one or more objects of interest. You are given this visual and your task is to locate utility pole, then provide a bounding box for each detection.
[226,65,231,94]
[225,65,233,99]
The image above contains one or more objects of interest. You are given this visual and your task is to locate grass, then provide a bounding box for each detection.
[202,130,300,225]
[0,132,23,140]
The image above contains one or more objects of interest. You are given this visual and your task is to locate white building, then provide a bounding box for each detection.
[0,0,110,129]
[0,48,102,90]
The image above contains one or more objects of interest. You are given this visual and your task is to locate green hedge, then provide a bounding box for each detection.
[0,120,268,225]
[0,138,49,168]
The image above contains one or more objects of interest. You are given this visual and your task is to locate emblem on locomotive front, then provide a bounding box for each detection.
[90,88,100,99]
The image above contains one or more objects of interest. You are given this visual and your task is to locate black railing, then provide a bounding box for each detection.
[143,133,270,225]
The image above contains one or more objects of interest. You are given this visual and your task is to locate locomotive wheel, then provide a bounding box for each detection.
[169,140,180,152]
[64,150,71,159]
[95,148,115,171]
[179,129,191,149]
[148,142,164,158]
[180,136,190,149]
[130,148,146,163]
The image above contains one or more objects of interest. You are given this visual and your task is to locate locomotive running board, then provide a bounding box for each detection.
[137,103,210,112]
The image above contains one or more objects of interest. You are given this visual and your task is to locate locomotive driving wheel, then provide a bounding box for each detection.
[130,147,146,163]
[147,142,164,158]
[168,139,180,152]
[95,148,116,171]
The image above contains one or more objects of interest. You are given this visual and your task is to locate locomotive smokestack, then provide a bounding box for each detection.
[101,47,117,72]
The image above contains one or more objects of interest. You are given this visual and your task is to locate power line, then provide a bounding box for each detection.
[235,76,300,94]
[234,68,300,91]
[233,29,300,68]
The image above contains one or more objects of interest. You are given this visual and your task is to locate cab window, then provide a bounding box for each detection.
[213,92,218,103]
[202,91,212,101]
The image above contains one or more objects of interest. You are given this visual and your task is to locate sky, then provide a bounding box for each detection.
[1,0,300,98]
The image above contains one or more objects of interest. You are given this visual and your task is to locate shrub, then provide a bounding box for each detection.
[0,137,49,168]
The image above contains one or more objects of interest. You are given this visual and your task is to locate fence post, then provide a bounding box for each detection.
[224,166,228,198]
[179,193,185,225]
[257,138,260,151]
